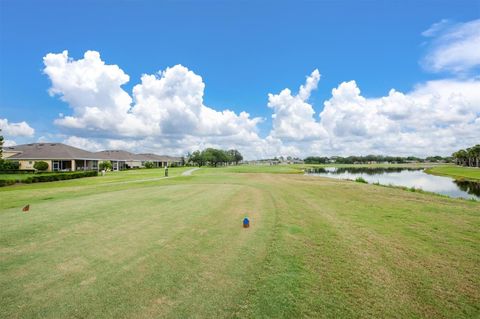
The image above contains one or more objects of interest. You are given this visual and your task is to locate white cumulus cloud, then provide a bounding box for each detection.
[43,48,480,159]
[0,118,35,137]
[43,50,265,158]
[268,71,480,157]
[268,69,327,141]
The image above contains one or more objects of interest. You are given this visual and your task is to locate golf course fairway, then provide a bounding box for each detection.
[1,167,479,318]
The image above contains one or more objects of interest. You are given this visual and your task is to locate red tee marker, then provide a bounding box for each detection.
[22,205,30,212]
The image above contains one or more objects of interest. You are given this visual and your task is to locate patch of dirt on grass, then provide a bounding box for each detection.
[79,275,96,286]
[56,257,88,273]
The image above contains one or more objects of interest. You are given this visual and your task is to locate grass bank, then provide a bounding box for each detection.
[0,167,478,318]
[425,165,480,181]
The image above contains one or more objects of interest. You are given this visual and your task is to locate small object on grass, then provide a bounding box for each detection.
[22,204,30,212]
[243,217,250,228]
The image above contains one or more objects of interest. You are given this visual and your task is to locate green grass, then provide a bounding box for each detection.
[426,165,480,181]
[1,166,479,318]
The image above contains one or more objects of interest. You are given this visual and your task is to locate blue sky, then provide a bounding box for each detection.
[1,0,479,158]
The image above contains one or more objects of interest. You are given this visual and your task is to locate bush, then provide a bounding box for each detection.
[0,160,20,170]
[355,177,368,184]
[33,161,49,171]
[0,179,16,187]
[99,161,113,171]
[144,161,154,169]
[0,169,34,174]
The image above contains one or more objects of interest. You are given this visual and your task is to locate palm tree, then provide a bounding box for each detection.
[472,144,480,167]
[457,149,468,166]
[467,147,474,167]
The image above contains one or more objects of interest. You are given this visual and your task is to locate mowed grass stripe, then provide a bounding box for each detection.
[1,169,479,318]
[0,180,279,318]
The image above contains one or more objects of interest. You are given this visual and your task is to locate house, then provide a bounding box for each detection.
[138,153,183,167]
[2,143,99,171]
[2,142,183,172]
[94,151,180,169]
[94,150,133,171]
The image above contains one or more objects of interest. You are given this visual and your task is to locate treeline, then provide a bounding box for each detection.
[304,155,452,164]
[188,148,243,167]
[452,144,480,167]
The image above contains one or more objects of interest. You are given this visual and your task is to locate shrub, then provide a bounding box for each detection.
[0,160,20,170]
[99,161,113,171]
[0,179,16,187]
[0,169,34,174]
[355,177,368,184]
[23,171,98,184]
[144,161,154,169]
[33,161,49,171]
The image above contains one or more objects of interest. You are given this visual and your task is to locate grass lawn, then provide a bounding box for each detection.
[0,167,479,318]
[426,165,480,181]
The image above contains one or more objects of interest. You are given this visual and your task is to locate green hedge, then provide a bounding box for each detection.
[0,169,35,174]
[0,170,98,187]
[0,179,16,187]
[23,171,98,183]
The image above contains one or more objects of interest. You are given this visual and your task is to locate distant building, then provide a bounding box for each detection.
[1,142,183,172]
[2,143,99,171]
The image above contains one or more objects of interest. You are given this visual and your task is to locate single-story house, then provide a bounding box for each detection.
[2,143,99,171]
[93,150,178,170]
[94,150,131,171]
[138,153,183,167]
[2,143,183,172]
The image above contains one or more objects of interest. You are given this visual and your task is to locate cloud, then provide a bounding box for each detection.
[422,19,480,74]
[3,140,17,147]
[63,136,104,152]
[44,50,265,158]
[44,50,480,159]
[0,118,35,137]
[267,69,327,141]
[268,73,480,156]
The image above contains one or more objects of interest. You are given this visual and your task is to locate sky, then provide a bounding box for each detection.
[0,0,479,159]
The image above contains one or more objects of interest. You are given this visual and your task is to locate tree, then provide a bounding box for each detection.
[189,148,243,167]
[452,145,480,167]
[189,150,204,166]
[229,149,243,165]
[99,160,113,171]
[33,161,49,171]
[467,144,480,167]
[144,161,154,168]
[0,129,3,159]
[457,150,468,166]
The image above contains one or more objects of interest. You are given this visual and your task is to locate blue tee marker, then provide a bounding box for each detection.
[243,217,250,228]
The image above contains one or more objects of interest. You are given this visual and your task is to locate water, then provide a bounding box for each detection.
[305,167,480,200]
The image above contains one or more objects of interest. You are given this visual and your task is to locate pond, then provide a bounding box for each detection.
[305,167,480,200]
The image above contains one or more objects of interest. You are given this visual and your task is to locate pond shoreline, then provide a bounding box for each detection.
[425,166,480,182]
[305,166,480,200]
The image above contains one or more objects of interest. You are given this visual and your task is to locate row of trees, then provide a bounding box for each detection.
[304,155,452,164]
[188,148,243,167]
[452,145,480,167]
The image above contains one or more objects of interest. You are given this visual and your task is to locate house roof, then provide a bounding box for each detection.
[4,143,182,163]
[138,153,182,162]
[94,150,142,161]
[6,143,99,160]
